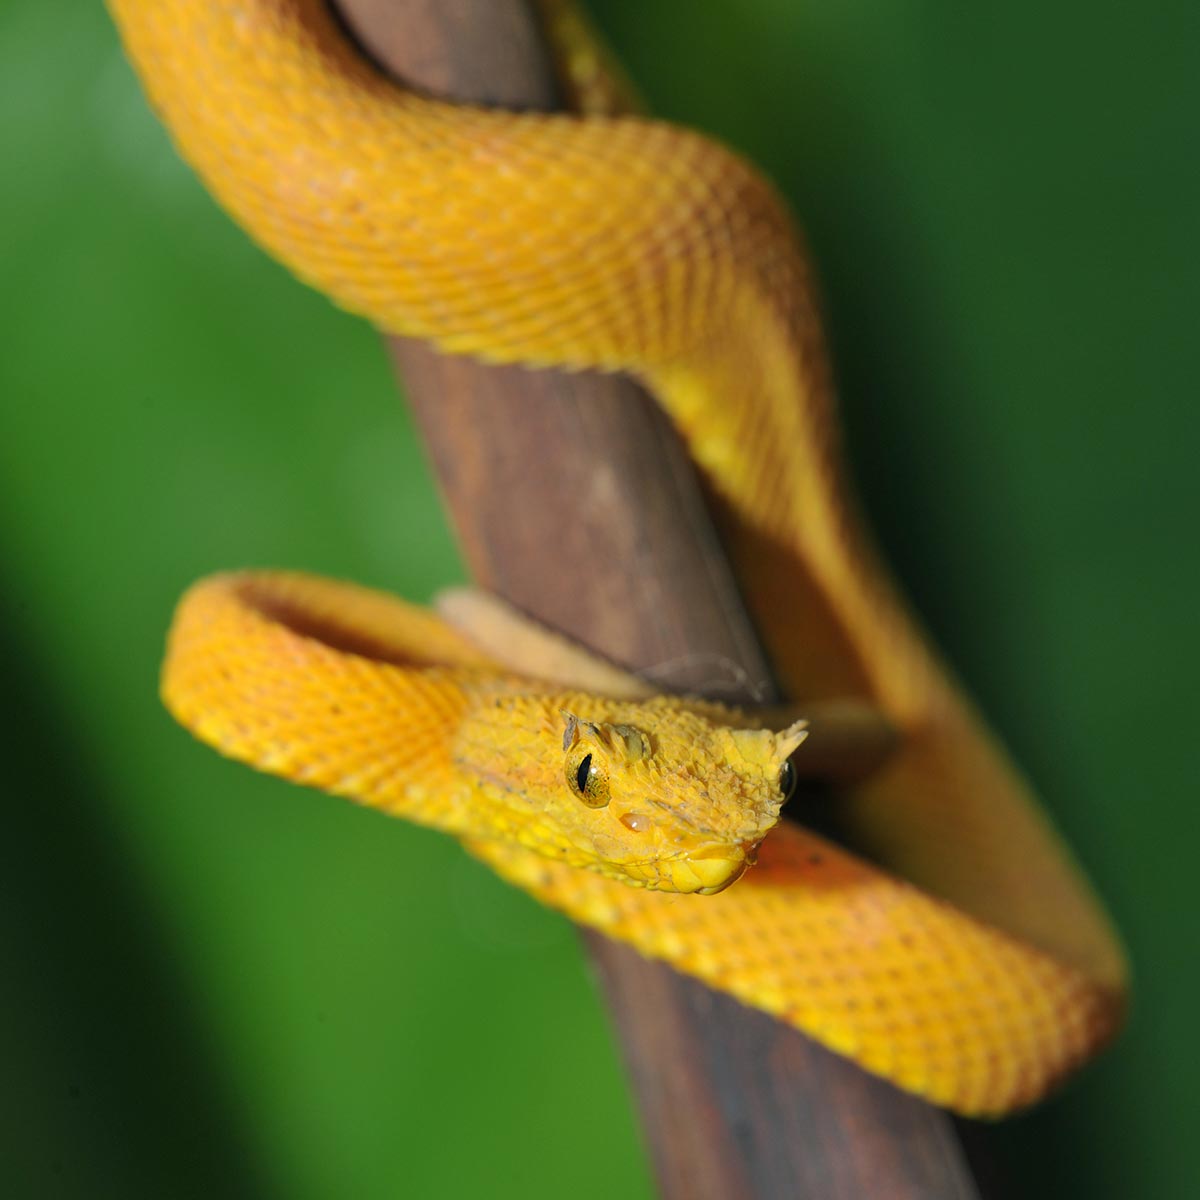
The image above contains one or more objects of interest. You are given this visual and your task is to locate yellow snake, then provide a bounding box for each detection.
[109,0,1127,1116]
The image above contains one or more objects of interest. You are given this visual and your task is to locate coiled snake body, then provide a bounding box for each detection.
[109,0,1126,1115]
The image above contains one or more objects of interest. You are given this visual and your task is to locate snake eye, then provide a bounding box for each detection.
[778,759,798,803]
[566,745,610,808]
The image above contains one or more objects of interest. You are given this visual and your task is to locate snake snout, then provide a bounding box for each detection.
[670,839,761,895]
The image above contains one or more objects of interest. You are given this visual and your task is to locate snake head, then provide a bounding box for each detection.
[454,693,806,894]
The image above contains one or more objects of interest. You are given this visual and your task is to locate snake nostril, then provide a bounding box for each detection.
[619,812,651,833]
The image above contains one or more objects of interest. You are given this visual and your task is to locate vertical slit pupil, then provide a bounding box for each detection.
[576,753,593,794]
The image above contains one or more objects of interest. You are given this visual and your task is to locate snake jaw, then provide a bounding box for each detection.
[680,844,756,895]
[655,836,768,896]
[694,864,747,897]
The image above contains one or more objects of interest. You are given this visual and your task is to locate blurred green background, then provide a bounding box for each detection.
[2,0,1197,1196]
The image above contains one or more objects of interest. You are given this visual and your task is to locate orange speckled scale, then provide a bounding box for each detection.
[115,0,1126,1115]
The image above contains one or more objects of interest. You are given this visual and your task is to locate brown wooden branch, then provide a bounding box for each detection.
[331,1,987,1195]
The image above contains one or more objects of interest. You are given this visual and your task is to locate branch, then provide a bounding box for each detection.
[332,2,987,1195]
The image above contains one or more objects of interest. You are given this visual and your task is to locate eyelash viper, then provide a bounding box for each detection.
[107,0,1127,1116]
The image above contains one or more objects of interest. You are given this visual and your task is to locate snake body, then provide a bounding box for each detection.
[109,0,1127,1115]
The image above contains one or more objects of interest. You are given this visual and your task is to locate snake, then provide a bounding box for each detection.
[108,0,1127,1116]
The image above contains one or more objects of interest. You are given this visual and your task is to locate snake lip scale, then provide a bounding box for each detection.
[110,0,1127,1117]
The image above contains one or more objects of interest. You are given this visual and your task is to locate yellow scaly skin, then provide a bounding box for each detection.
[110,0,1127,1115]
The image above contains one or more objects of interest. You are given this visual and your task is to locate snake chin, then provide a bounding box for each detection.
[694,861,748,897]
[660,839,762,896]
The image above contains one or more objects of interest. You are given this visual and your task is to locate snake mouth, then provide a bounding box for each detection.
[666,839,762,895]
[694,859,748,896]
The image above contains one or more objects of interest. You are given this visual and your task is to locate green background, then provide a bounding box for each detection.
[2,1,1196,1196]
